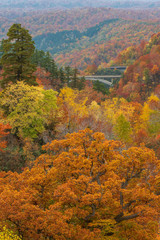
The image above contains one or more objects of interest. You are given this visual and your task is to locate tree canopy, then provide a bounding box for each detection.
[0,129,159,239]
[0,81,57,139]
[0,24,37,88]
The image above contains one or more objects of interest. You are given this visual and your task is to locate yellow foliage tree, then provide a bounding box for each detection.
[0,226,21,240]
[0,81,57,139]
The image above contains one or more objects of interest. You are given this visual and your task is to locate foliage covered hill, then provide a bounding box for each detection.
[1,8,160,39]
[114,32,160,101]
[33,19,118,55]
[1,8,160,71]
[54,19,160,70]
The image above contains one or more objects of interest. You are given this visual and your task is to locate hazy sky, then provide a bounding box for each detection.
[0,0,159,9]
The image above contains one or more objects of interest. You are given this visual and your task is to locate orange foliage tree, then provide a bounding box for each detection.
[0,129,159,239]
[0,122,11,152]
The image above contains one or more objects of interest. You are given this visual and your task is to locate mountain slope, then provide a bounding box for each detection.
[1,8,160,71]
[33,19,118,55]
[115,32,160,101]
[53,19,160,70]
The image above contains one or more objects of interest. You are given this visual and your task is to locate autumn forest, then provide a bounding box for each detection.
[0,1,160,239]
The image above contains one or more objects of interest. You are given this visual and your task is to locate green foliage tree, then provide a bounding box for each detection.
[93,80,110,95]
[31,49,46,67]
[114,114,132,142]
[69,68,86,90]
[50,59,59,79]
[64,65,72,85]
[78,76,86,90]
[0,81,57,139]
[70,68,79,89]
[0,39,4,61]
[143,68,150,87]
[0,24,37,88]
[59,67,65,87]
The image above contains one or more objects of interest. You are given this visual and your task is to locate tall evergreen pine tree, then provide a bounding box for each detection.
[1,24,37,88]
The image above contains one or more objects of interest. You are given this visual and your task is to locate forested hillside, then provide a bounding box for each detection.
[1,8,160,71]
[0,6,160,240]
[33,19,118,55]
[113,32,160,101]
[54,19,160,70]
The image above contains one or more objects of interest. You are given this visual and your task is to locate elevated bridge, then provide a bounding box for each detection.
[80,66,127,86]
[82,75,122,86]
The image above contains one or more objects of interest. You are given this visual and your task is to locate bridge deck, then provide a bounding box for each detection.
[78,73,122,86]
[87,78,113,85]
[85,75,121,78]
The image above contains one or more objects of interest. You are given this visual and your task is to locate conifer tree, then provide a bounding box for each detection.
[64,65,72,85]
[59,67,65,87]
[50,59,59,86]
[0,39,4,60]
[1,24,37,88]
[70,68,79,89]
